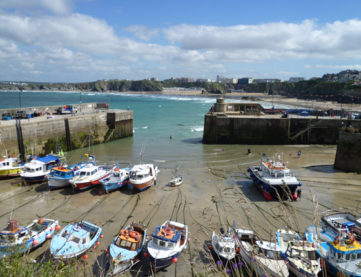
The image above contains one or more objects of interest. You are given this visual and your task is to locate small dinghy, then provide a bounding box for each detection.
[108,223,147,275]
[168,176,183,187]
[210,227,236,266]
[234,228,288,277]
[100,166,130,193]
[277,229,321,277]
[50,221,102,260]
[146,220,188,269]
[0,218,59,257]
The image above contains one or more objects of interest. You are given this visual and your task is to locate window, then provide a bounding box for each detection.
[308,251,316,260]
[346,254,350,260]
[71,236,80,243]
[80,172,86,176]
[159,240,166,247]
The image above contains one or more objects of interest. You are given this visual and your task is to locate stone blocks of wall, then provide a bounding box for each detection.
[334,131,361,172]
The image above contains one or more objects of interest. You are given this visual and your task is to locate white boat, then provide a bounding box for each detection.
[211,228,236,265]
[128,164,159,191]
[320,211,361,241]
[277,229,321,277]
[20,155,60,183]
[306,225,361,277]
[146,220,188,269]
[0,218,59,257]
[168,176,183,187]
[0,156,24,178]
[248,154,302,201]
[70,164,111,191]
[234,228,289,277]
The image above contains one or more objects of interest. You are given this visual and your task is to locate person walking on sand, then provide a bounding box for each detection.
[297,150,302,158]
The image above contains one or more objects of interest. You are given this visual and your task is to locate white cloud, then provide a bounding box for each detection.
[125,25,159,41]
[0,0,73,15]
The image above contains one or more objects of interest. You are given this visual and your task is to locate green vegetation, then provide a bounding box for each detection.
[0,255,78,277]
[2,78,361,103]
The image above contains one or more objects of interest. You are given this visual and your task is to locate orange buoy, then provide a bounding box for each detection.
[46,234,52,239]
[100,234,103,239]
[172,257,178,263]
[105,249,109,254]
[32,239,39,246]
[55,225,61,231]
[144,252,149,257]
[208,245,213,250]
[83,254,88,259]
[96,241,100,246]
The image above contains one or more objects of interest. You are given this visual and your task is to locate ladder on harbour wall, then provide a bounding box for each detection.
[16,120,26,161]
[288,119,327,142]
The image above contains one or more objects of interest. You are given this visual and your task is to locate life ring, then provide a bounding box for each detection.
[130,231,137,238]
[334,236,339,245]
[121,229,129,237]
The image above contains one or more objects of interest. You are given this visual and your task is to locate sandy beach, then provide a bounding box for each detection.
[1,144,360,276]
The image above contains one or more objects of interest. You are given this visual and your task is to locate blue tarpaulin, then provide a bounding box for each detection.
[36,155,60,164]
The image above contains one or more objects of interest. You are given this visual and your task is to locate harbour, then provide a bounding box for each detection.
[0,91,361,276]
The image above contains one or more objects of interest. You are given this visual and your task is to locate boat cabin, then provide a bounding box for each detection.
[214,236,235,256]
[256,241,282,260]
[115,229,143,251]
[262,161,291,178]
[22,160,47,174]
[49,167,73,178]
[130,164,155,180]
[286,240,317,261]
[0,157,20,169]
[0,220,28,242]
[151,223,185,249]
[61,222,97,245]
[75,165,98,177]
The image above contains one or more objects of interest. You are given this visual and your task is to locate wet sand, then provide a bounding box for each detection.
[1,144,361,276]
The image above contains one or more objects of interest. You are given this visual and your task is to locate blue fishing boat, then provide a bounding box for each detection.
[108,223,147,274]
[146,220,188,269]
[47,155,96,189]
[20,154,61,183]
[306,224,361,277]
[0,218,59,257]
[100,166,130,193]
[50,221,102,259]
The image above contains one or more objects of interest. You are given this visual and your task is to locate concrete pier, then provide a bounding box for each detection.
[203,100,361,144]
[0,103,133,157]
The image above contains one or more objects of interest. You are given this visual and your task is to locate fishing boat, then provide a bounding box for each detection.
[20,155,61,183]
[234,228,289,277]
[70,164,112,191]
[168,176,183,187]
[108,223,147,275]
[247,154,302,201]
[320,211,361,241]
[0,218,59,257]
[277,229,321,277]
[210,227,236,266]
[146,220,188,269]
[0,156,24,179]
[50,221,102,260]
[100,166,130,193]
[47,155,96,189]
[128,164,159,192]
[306,225,361,277]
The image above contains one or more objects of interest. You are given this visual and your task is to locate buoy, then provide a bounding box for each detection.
[105,249,109,254]
[96,241,100,246]
[292,193,298,200]
[32,239,39,246]
[83,254,88,259]
[50,227,54,232]
[55,225,61,231]
[46,234,52,239]
[143,252,149,257]
[100,234,103,239]
[236,247,240,253]
[172,257,178,263]
[208,245,213,250]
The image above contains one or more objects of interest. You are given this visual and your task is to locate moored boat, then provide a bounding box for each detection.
[128,164,159,192]
[168,176,183,187]
[277,229,321,277]
[0,218,59,257]
[20,155,61,183]
[248,154,302,201]
[306,225,361,277]
[100,166,130,193]
[108,223,147,275]
[50,221,102,260]
[70,164,111,191]
[234,228,289,277]
[0,156,24,179]
[146,220,188,269]
[210,228,236,266]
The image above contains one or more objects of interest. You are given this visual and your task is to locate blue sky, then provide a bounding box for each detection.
[1,0,361,82]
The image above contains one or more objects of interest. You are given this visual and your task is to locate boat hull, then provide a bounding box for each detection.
[101,180,127,193]
[22,175,48,183]
[0,168,22,178]
[130,178,155,192]
[149,251,181,269]
[48,178,71,189]
[72,173,110,191]
[248,167,300,201]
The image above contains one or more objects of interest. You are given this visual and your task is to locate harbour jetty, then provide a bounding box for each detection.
[334,129,361,172]
[0,103,133,158]
[203,98,361,144]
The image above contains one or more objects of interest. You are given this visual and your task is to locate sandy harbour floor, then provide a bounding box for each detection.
[1,144,361,276]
